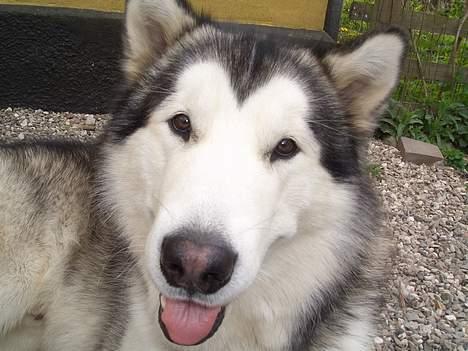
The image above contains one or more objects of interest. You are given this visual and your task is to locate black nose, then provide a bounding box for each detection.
[160,233,237,294]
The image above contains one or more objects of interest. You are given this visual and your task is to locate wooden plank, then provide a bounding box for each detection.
[348,1,467,36]
[372,0,394,29]
[0,0,329,30]
[400,11,468,36]
[349,2,373,21]
[402,59,468,82]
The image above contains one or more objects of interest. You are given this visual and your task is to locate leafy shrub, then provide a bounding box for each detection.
[379,100,425,142]
[367,163,383,178]
[378,97,468,171]
[441,146,467,171]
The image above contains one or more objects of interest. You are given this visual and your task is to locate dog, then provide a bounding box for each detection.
[0,0,407,349]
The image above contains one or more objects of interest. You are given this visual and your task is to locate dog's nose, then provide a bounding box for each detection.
[160,234,237,294]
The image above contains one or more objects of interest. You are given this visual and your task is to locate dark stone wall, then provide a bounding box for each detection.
[0,5,334,114]
[0,6,124,114]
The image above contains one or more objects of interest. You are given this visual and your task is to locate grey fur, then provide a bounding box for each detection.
[0,1,407,350]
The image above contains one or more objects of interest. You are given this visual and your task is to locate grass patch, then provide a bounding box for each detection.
[367,163,383,178]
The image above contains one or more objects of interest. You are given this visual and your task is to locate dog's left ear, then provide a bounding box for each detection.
[124,0,198,81]
[323,27,408,136]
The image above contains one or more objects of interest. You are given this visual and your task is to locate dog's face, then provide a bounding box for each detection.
[101,0,406,346]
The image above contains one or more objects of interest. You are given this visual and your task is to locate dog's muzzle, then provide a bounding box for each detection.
[158,232,237,345]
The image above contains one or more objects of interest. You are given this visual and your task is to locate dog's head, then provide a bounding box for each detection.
[101,0,407,346]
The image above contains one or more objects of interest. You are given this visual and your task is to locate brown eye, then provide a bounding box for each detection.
[271,138,299,162]
[169,114,191,141]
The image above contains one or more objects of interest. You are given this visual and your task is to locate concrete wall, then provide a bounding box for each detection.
[0,0,328,30]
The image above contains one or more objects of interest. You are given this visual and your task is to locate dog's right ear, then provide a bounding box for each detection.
[124,0,198,81]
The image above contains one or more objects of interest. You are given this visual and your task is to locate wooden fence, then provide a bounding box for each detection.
[349,0,468,83]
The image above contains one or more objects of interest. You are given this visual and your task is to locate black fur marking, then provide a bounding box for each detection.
[290,266,362,351]
[108,26,364,181]
[108,81,154,141]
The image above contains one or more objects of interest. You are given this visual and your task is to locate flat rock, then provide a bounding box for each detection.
[397,137,444,165]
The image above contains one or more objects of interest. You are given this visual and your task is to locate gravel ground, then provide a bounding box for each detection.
[1,107,467,350]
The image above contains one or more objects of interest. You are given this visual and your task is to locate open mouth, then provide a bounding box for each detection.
[158,295,226,346]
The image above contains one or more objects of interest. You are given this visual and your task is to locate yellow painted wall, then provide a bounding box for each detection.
[191,0,327,30]
[0,0,125,12]
[0,0,327,30]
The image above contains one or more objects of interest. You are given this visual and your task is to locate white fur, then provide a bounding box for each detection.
[0,315,43,351]
[325,33,405,133]
[104,61,372,350]
[124,0,195,78]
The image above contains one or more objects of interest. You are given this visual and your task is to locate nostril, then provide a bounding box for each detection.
[167,263,184,276]
[160,233,238,294]
[202,272,221,283]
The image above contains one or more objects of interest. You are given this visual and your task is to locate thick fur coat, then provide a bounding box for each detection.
[0,1,407,350]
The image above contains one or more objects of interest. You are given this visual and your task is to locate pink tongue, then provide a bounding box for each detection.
[161,297,221,346]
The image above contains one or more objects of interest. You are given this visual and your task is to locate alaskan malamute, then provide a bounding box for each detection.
[0,0,407,350]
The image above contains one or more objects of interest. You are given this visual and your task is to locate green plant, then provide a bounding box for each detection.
[441,146,467,171]
[426,100,468,151]
[379,99,425,140]
[378,97,468,172]
[367,163,383,178]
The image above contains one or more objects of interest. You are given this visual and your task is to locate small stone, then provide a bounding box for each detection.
[85,116,96,125]
[82,116,96,130]
[20,119,28,127]
[406,321,419,331]
[18,133,25,140]
[440,291,453,304]
[445,314,456,321]
[406,311,421,321]
[82,124,96,131]
[374,336,384,344]
[397,137,444,165]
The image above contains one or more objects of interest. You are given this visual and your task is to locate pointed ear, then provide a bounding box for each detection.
[323,27,408,136]
[124,0,198,80]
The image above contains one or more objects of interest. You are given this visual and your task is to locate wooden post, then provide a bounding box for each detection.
[372,0,404,29]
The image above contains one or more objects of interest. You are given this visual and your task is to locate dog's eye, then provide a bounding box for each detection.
[271,138,299,162]
[169,114,191,141]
